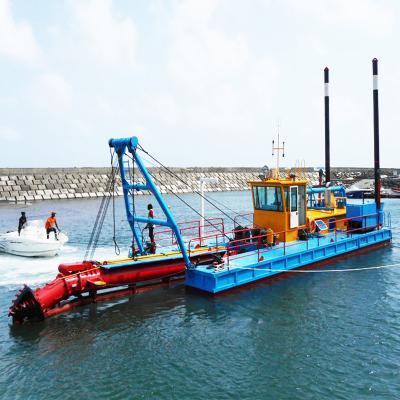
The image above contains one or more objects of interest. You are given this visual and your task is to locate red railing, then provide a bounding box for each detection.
[188,212,388,267]
[152,217,225,248]
[233,212,254,228]
[188,231,230,257]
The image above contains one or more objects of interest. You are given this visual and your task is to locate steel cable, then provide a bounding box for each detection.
[83,149,119,261]
[137,144,238,224]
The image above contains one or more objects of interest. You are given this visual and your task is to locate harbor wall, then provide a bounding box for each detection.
[0,167,398,203]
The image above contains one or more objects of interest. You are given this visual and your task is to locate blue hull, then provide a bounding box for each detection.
[185,228,392,294]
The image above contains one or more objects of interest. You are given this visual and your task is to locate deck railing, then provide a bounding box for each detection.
[233,212,254,228]
[188,211,390,267]
[152,217,225,248]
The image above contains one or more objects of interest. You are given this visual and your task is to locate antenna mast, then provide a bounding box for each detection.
[271,129,285,179]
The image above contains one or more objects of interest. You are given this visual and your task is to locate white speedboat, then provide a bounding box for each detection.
[0,220,68,257]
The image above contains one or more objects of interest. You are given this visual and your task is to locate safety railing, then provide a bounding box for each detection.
[153,217,225,248]
[188,211,389,268]
[307,194,347,209]
[233,213,254,228]
[188,231,230,258]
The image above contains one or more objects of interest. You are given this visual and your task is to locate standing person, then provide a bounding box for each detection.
[18,212,27,236]
[145,204,156,254]
[146,204,155,244]
[45,212,60,240]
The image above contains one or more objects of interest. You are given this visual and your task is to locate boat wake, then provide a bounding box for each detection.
[0,246,123,287]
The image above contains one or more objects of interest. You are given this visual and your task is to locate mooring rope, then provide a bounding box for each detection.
[223,261,400,274]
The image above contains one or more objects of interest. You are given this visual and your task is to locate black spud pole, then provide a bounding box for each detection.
[372,58,381,218]
[324,67,331,184]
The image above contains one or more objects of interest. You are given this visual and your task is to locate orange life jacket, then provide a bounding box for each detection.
[45,217,57,229]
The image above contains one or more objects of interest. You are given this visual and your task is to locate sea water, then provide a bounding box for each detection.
[0,193,399,399]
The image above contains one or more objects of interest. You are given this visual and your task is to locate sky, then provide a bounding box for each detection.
[0,0,399,168]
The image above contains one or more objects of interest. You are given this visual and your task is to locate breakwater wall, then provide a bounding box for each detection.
[0,167,398,203]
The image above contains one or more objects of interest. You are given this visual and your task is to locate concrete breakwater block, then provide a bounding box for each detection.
[0,166,395,203]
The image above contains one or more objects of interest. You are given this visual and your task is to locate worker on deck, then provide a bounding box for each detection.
[144,204,156,253]
[45,212,60,240]
[146,204,155,243]
[18,212,27,236]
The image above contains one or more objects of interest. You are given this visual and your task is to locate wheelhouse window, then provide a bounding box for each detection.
[252,186,283,211]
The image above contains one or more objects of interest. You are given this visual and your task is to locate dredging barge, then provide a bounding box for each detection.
[9,58,392,323]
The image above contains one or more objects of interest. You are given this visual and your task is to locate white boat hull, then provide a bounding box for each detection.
[0,220,68,257]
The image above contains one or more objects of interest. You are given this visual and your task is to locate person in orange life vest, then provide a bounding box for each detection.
[45,212,60,240]
[145,204,155,243]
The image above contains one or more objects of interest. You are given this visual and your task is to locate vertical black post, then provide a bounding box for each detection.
[324,67,331,184]
[372,58,381,223]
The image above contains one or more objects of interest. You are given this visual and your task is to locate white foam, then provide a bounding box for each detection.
[0,245,127,286]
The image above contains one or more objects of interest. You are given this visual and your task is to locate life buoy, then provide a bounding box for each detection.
[308,219,316,234]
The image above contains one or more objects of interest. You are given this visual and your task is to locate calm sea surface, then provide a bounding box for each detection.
[0,192,400,399]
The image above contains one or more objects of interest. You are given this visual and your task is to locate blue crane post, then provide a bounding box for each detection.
[108,136,192,268]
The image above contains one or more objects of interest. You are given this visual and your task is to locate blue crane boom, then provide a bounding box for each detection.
[108,136,192,268]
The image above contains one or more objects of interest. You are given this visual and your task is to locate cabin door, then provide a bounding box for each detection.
[289,186,299,228]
